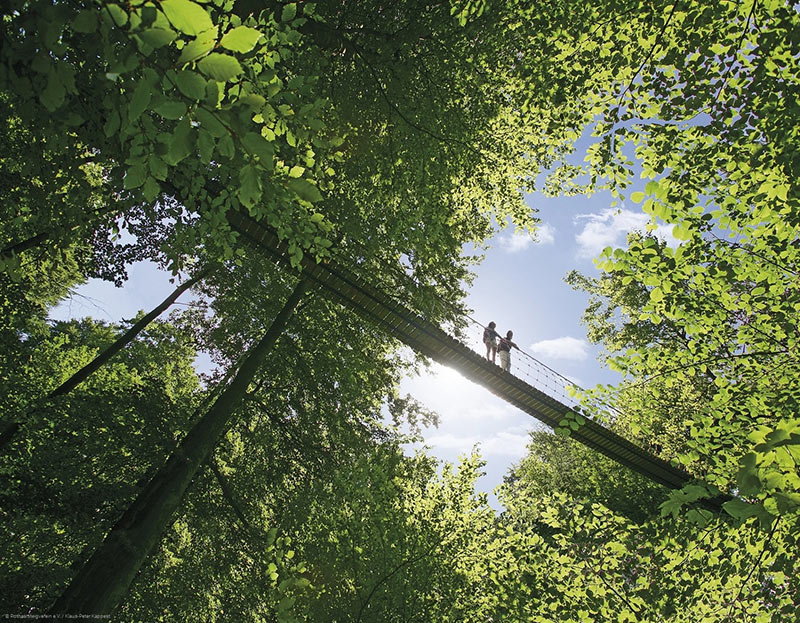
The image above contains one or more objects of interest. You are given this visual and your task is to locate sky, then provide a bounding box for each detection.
[398,189,663,505]
[49,187,668,507]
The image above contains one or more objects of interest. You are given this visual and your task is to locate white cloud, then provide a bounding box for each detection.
[529,336,589,362]
[480,430,531,458]
[425,429,530,458]
[500,231,533,253]
[536,223,556,245]
[573,209,679,258]
[499,224,555,253]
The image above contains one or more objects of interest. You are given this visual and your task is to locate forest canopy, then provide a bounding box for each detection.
[1,0,799,621]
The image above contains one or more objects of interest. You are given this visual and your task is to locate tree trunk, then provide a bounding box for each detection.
[50,267,212,398]
[45,277,309,617]
[0,267,212,454]
[0,232,49,260]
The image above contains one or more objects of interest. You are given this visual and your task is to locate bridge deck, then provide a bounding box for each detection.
[229,212,723,510]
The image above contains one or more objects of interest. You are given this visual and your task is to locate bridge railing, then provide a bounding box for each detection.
[461,316,583,410]
[308,232,621,423]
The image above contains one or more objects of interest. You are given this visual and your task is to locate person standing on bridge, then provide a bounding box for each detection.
[483,321,500,363]
[498,330,519,373]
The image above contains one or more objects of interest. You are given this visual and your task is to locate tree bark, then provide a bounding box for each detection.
[45,277,309,617]
[0,267,212,454]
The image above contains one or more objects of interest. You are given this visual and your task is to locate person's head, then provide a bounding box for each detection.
[506,330,513,338]
[488,321,496,329]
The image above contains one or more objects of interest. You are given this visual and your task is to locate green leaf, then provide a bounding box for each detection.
[154,100,187,119]
[288,165,305,178]
[281,3,297,22]
[722,498,760,520]
[72,10,98,33]
[219,26,262,53]
[165,118,194,165]
[649,287,664,303]
[124,164,147,189]
[40,69,65,112]
[630,191,645,204]
[148,155,168,181]
[774,492,800,514]
[218,133,235,158]
[142,177,161,202]
[197,53,243,82]
[104,110,121,137]
[197,129,215,164]
[137,28,177,49]
[238,164,262,207]
[128,80,152,122]
[645,180,660,195]
[242,132,275,163]
[238,93,266,111]
[177,28,217,64]
[175,70,207,100]
[737,471,761,496]
[194,107,227,137]
[160,0,213,36]
[672,223,692,240]
[105,4,128,27]
[288,178,323,203]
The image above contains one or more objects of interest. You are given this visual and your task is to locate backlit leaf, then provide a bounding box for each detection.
[220,26,262,53]
[160,0,213,35]
[197,53,243,82]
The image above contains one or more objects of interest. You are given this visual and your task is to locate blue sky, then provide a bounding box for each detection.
[400,188,669,505]
[50,186,671,506]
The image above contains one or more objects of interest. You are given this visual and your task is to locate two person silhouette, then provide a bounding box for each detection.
[482,321,518,372]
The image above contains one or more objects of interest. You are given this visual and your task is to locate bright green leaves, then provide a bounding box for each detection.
[671,222,693,241]
[555,409,585,437]
[728,421,800,521]
[197,53,243,82]
[66,0,327,264]
[160,0,213,36]
[220,26,262,53]
[104,4,129,27]
[177,28,217,64]
[137,28,177,49]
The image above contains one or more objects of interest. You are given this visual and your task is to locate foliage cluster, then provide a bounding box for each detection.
[1,0,799,621]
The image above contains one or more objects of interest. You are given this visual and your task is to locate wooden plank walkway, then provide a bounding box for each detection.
[230,212,725,511]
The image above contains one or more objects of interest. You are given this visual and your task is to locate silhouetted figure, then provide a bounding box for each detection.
[483,321,500,363]
[498,330,518,372]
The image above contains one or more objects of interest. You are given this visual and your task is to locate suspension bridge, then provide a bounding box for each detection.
[229,212,726,511]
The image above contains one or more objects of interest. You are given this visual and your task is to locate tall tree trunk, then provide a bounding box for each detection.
[0,267,212,454]
[0,232,50,260]
[45,277,309,617]
[49,267,212,398]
